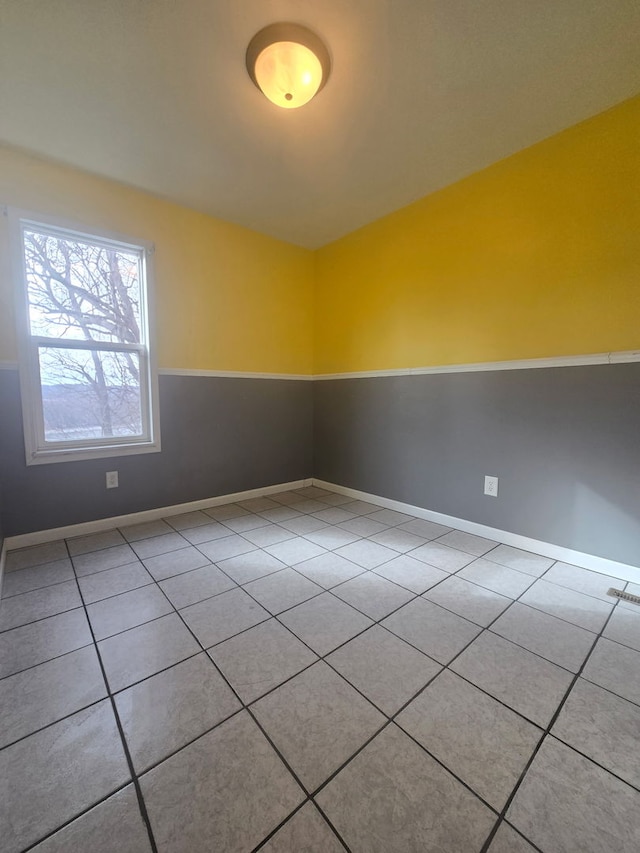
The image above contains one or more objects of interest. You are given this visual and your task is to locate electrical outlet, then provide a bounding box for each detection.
[106,471,119,489]
[484,475,498,497]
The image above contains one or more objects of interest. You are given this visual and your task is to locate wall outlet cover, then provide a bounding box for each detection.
[106,471,119,489]
[484,475,498,497]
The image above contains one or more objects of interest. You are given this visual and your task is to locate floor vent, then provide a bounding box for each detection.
[607,588,640,606]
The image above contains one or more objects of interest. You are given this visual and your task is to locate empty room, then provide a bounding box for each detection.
[0,2,639,851]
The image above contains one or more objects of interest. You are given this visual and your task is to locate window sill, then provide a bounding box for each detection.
[26,440,162,466]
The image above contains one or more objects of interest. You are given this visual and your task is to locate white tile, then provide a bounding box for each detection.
[410,542,475,572]
[158,564,236,609]
[507,737,640,853]
[544,562,621,602]
[491,602,595,672]
[197,534,257,563]
[164,511,212,531]
[216,551,286,584]
[311,507,357,525]
[142,546,211,581]
[290,499,330,514]
[0,580,82,632]
[293,552,365,589]
[457,558,536,598]
[373,554,448,593]
[209,619,318,703]
[115,653,241,772]
[140,711,303,852]
[0,701,129,853]
[6,541,68,572]
[87,584,173,641]
[180,521,233,545]
[67,529,125,556]
[280,593,373,656]
[603,605,640,652]
[368,528,426,553]
[29,786,151,853]
[78,562,152,604]
[252,662,384,792]
[265,538,327,565]
[120,519,174,542]
[131,532,187,560]
[240,525,296,547]
[334,540,396,569]
[552,678,640,789]
[366,509,415,526]
[488,824,538,853]
[317,724,494,852]
[339,517,388,537]
[260,803,344,853]
[0,646,106,749]
[99,614,200,692]
[0,559,74,598]
[203,503,250,521]
[332,572,414,620]
[244,569,323,615]
[397,670,542,810]
[423,575,511,627]
[327,625,441,715]
[258,506,304,523]
[0,609,92,679]
[72,544,138,577]
[519,577,613,632]
[582,637,640,706]
[451,632,573,726]
[397,519,452,540]
[485,545,553,577]
[434,530,498,557]
[302,526,362,549]
[382,598,480,664]
[279,515,329,535]
[222,514,271,533]
[180,587,270,648]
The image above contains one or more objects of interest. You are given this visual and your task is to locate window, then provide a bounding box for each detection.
[12,212,160,464]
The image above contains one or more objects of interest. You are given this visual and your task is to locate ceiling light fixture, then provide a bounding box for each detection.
[246,23,331,109]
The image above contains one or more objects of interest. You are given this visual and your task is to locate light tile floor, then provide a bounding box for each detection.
[1,485,639,852]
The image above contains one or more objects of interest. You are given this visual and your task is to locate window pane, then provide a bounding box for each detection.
[39,347,143,442]
[23,228,142,344]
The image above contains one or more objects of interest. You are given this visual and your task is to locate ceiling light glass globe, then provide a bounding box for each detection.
[254,41,323,109]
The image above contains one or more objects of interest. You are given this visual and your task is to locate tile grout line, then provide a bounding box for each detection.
[477,571,626,852]
[144,553,357,853]
[3,494,638,851]
[3,523,633,721]
[64,538,161,853]
[107,518,505,846]
[17,781,136,853]
[1,524,633,705]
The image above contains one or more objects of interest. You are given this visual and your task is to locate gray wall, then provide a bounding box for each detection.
[3,361,639,569]
[0,478,4,553]
[313,364,640,567]
[0,370,313,537]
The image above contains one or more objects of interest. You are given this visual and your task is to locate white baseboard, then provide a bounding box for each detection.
[313,479,640,584]
[6,474,638,586]
[4,479,313,551]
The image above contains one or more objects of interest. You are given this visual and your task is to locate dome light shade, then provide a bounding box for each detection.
[246,23,331,109]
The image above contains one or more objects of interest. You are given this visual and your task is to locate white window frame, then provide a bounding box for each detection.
[10,208,161,465]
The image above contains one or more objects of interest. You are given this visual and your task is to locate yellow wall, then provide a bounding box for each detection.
[314,95,640,374]
[2,95,638,377]
[0,146,314,374]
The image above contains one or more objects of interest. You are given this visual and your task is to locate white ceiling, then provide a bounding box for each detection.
[1,0,639,248]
